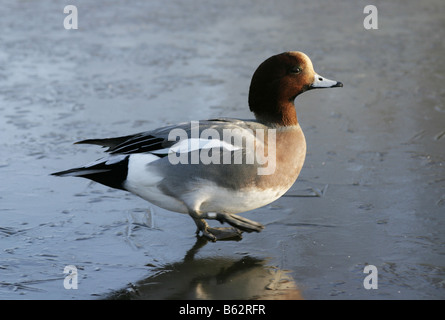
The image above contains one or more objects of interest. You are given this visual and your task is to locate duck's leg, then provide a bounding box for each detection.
[192,218,243,242]
[203,212,265,233]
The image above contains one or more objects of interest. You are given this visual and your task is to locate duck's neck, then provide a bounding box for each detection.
[252,100,298,127]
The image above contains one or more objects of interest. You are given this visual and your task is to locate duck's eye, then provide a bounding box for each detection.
[290,66,302,74]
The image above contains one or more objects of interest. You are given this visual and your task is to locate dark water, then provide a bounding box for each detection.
[1,0,444,299]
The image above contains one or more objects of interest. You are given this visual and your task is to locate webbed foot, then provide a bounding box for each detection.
[207,212,265,233]
[193,218,243,242]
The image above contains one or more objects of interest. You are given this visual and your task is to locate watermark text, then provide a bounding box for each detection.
[363,5,378,30]
[64,5,78,30]
[63,265,78,289]
[363,265,378,289]
[166,121,277,175]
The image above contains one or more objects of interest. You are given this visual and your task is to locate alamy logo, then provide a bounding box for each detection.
[165,121,277,175]
[363,265,378,289]
[63,5,78,30]
[363,5,378,30]
[63,265,78,289]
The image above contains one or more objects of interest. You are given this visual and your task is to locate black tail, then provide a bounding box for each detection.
[52,155,130,191]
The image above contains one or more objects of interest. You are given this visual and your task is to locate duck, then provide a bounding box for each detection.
[52,51,342,241]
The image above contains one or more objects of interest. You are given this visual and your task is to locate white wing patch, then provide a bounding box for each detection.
[126,153,164,186]
[153,138,241,155]
[124,153,190,212]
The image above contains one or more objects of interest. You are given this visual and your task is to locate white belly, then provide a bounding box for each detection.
[182,180,288,214]
[123,154,290,215]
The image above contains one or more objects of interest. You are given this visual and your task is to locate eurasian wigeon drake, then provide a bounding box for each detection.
[52,51,342,241]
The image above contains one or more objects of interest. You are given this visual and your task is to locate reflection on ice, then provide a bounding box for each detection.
[107,238,302,300]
